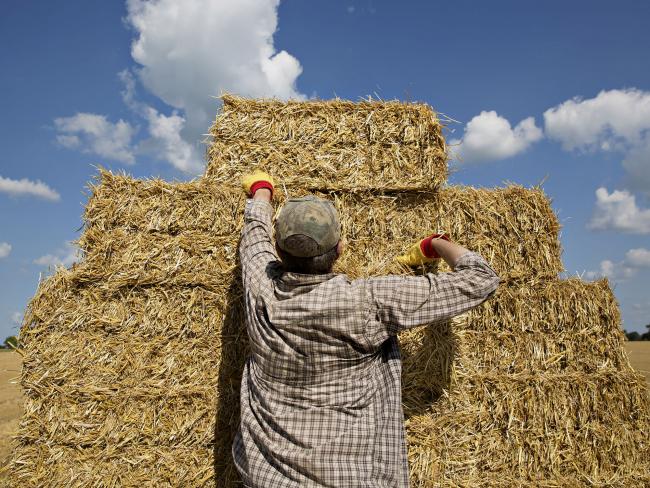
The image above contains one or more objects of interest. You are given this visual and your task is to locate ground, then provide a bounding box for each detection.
[0,350,23,478]
[624,342,650,386]
[0,343,648,472]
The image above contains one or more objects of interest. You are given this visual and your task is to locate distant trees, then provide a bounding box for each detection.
[624,324,650,341]
[2,335,19,349]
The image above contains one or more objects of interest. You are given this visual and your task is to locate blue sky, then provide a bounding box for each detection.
[1,0,649,339]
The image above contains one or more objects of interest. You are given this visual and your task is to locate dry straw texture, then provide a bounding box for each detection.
[79,172,562,282]
[206,95,448,191]
[7,97,650,487]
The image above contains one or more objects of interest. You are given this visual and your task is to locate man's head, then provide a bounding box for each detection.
[275,196,342,274]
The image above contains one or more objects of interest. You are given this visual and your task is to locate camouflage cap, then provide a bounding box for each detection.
[276,196,341,258]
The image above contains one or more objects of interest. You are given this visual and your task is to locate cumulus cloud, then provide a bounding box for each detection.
[55,1,304,174]
[125,0,304,151]
[0,242,11,259]
[0,175,60,201]
[585,259,636,282]
[625,248,650,267]
[588,187,650,234]
[544,88,650,193]
[34,242,80,268]
[116,70,202,173]
[11,311,22,325]
[54,113,136,164]
[450,111,543,164]
[586,247,650,282]
[143,107,201,173]
[544,88,650,150]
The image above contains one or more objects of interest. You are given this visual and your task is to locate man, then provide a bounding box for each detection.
[233,170,500,487]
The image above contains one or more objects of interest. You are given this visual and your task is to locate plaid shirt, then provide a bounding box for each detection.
[233,199,500,487]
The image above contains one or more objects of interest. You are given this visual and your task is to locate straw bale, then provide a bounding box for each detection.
[213,95,446,146]
[21,331,220,396]
[400,278,629,413]
[10,444,214,488]
[17,393,216,448]
[81,171,562,282]
[206,95,447,190]
[333,186,562,280]
[405,370,650,487]
[417,278,624,380]
[465,277,620,333]
[84,171,245,235]
[73,228,237,291]
[20,281,229,343]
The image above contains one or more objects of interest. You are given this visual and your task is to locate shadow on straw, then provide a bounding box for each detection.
[402,320,456,419]
[213,268,248,487]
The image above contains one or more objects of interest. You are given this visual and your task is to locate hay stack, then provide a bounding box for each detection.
[7,97,649,487]
[206,95,448,191]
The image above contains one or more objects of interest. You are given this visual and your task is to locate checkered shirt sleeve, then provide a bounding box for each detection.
[364,253,500,346]
[239,199,279,299]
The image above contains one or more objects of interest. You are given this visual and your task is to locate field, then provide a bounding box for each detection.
[0,350,23,476]
[625,342,650,386]
[0,342,648,472]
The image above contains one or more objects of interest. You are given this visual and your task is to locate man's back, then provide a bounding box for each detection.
[235,267,409,487]
[233,198,499,487]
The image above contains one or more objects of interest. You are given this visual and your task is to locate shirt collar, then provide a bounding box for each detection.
[279,271,338,287]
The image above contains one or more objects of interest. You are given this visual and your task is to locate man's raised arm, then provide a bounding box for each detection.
[239,171,279,298]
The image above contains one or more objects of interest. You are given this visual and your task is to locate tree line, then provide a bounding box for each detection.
[1,336,18,349]
[624,324,650,341]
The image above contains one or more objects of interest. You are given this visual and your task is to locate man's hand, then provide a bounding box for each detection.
[396,234,450,266]
[242,170,275,199]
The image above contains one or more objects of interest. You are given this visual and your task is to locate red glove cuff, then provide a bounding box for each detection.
[420,233,450,259]
[249,180,274,196]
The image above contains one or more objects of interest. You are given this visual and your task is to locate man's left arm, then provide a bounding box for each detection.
[240,175,280,298]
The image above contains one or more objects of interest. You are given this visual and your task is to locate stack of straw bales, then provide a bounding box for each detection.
[7,95,649,487]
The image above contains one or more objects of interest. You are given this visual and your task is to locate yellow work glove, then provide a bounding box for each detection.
[396,234,450,266]
[241,170,275,197]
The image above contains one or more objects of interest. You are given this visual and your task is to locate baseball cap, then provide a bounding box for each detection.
[275,196,341,258]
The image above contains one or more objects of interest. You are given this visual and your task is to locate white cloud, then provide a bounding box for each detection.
[0,175,60,201]
[11,312,22,325]
[588,187,650,234]
[0,242,11,259]
[54,113,136,164]
[124,0,304,157]
[34,242,80,268]
[54,1,304,174]
[585,259,637,282]
[586,247,650,282]
[625,248,650,267]
[544,88,650,193]
[544,88,650,151]
[450,111,543,164]
[117,70,202,173]
[143,107,201,173]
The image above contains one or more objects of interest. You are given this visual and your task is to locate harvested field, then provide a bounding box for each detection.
[0,351,22,482]
[625,341,650,387]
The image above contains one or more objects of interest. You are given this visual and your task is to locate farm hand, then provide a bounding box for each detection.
[242,170,275,198]
[396,234,450,266]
